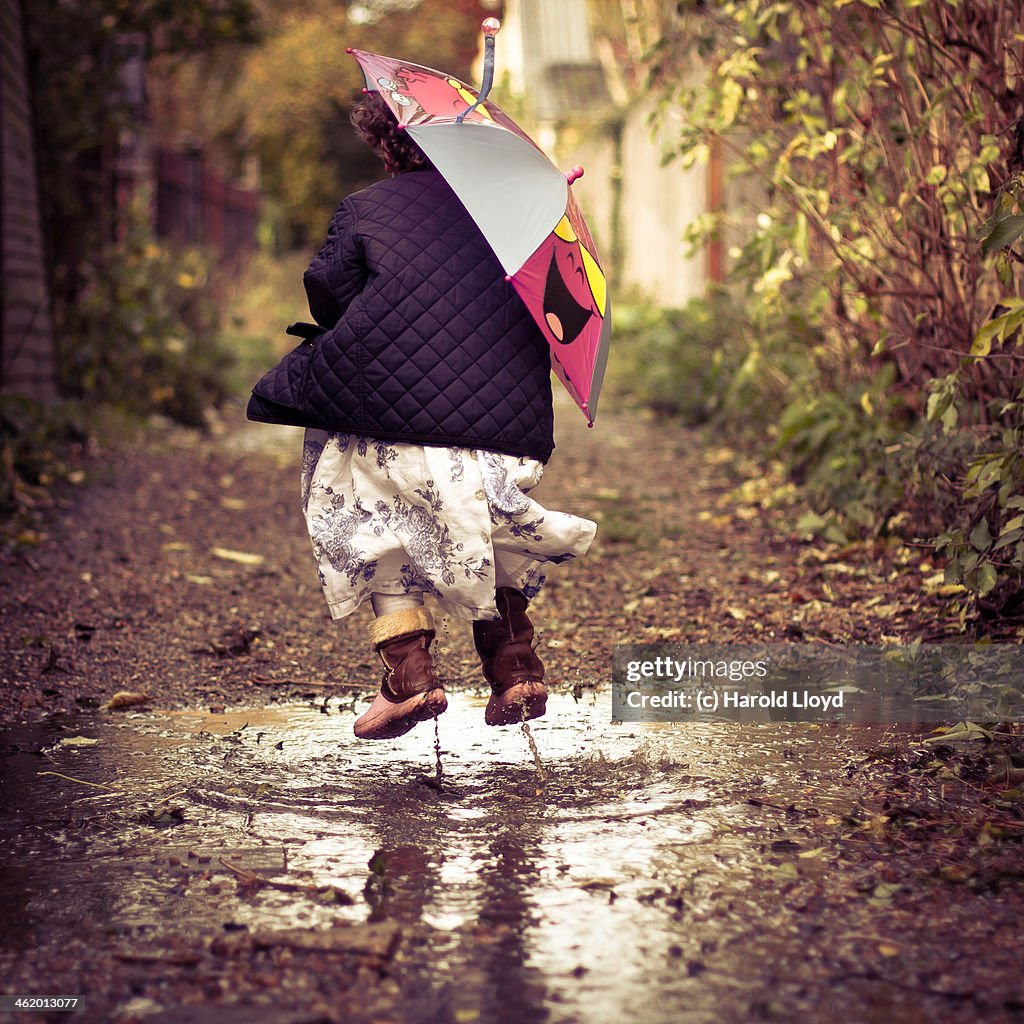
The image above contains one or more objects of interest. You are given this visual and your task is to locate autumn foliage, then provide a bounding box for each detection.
[660,0,1024,621]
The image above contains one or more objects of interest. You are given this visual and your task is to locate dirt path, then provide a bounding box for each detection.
[1,400,1021,1024]
[0,396,953,723]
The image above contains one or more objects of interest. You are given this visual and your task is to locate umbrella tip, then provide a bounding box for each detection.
[565,165,585,185]
[482,17,501,36]
[346,47,354,54]
[504,275,512,283]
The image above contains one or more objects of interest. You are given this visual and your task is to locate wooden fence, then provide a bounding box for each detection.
[155,149,260,267]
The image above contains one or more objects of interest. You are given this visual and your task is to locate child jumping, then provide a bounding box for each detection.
[251,93,596,740]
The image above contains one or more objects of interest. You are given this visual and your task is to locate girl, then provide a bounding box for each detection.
[252,93,596,740]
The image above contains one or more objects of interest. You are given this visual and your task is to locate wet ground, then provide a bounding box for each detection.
[2,405,1021,1022]
[0,689,961,1023]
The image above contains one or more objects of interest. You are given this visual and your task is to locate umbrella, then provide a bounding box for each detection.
[347,20,611,425]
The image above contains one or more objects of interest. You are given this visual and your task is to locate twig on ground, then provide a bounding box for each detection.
[218,857,352,902]
[37,771,118,792]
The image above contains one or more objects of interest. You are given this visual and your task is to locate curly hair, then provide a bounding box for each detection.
[350,92,435,176]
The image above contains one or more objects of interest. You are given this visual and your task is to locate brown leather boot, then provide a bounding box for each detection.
[473,587,547,726]
[354,607,447,740]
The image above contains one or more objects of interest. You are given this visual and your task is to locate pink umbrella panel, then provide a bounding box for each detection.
[348,48,611,424]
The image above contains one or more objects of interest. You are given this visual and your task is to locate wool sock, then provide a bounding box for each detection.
[370,592,425,617]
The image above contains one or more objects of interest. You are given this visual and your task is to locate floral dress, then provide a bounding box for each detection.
[301,430,597,621]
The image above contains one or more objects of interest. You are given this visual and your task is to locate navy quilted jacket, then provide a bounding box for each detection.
[296,169,555,463]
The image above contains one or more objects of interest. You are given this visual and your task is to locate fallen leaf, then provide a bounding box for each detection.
[211,547,265,566]
[104,690,150,710]
[922,722,993,744]
[140,804,185,826]
[114,950,200,965]
[871,882,901,901]
[921,572,966,596]
[939,864,974,883]
[771,839,801,852]
[986,756,1024,787]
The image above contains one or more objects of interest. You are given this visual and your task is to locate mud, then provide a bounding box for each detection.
[1,408,1019,1022]
[5,689,1011,1023]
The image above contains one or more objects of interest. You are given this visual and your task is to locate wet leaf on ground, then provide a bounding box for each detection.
[104,690,150,710]
[211,547,265,566]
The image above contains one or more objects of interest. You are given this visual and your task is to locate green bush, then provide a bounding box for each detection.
[930,382,1024,616]
[58,213,234,427]
[609,292,968,554]
[773,365,971,545]
[644,0,1024,621]
[217,250,311,397]
[608,292,817,430]
[0,396,86,518]
[607,300,728,423]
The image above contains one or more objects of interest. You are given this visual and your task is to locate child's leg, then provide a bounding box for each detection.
[353,592,446,740]
[370,592,424,617]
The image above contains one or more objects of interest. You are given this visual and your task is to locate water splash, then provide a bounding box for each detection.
[433,714,444,787]
[520,703,546,786]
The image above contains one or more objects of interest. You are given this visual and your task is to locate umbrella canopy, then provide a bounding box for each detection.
[348,44,611,425]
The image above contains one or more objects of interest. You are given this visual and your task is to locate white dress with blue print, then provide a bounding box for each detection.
[301,430,597,621]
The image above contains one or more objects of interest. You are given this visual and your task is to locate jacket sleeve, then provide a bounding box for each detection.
[303,199,367,328]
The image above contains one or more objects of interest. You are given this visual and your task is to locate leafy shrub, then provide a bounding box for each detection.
[645,0,1024,621]
[58,213,234,427]
[608,291,817,430]
[930,380,1024,617]
[217,250,311,396]
[0,396,86,518]
[773,365,976,547]
[608,300,729,423]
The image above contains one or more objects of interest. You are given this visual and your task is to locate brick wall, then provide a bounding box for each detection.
[0,0,57,402]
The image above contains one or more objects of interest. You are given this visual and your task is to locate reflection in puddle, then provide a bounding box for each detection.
[0,691,913,1022]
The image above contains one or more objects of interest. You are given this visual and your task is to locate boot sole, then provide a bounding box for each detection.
[485,682,547,727]
[354,688,448,741]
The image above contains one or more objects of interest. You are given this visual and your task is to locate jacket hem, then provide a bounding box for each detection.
[307,425,554,464]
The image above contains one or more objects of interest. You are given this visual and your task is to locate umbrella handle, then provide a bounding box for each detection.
[456,19,500,125]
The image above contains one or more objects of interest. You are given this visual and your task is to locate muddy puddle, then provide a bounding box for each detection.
[0,691,929,1023]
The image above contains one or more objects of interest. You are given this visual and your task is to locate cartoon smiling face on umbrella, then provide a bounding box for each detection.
[535,208,608,347]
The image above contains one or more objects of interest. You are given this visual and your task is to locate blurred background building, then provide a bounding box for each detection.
[492,0,717,307]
